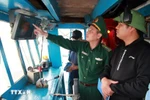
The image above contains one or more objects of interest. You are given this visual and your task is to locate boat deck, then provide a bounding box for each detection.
[14,67,71,100]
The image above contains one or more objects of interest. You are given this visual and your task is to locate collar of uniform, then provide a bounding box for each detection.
[87,42,103,51]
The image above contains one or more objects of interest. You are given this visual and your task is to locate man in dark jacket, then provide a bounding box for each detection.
[33,16,111,100]
[100,10,150,100]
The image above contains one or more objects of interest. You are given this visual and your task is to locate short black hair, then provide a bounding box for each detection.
[72,30,82,39]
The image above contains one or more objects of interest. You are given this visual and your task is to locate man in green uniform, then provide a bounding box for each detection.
[33,16,111,100]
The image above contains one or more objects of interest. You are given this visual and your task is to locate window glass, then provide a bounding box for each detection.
[0,51,11,95]
[58,28,85,65]
[0,21,24,83]
[19,40,33,69]
[58,29,70,66]
[28,40,40,66]
[37,36,49,62]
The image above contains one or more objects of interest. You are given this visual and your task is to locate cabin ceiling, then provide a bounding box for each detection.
[57,0,98,23]
[57,0,98,18]
[28,0,98,23]
[28,0,149,23]
[0,0,150,23]
[102,0,149,18]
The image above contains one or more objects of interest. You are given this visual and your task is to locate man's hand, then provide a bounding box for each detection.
[101,77,118,99]
[33,24,48,38]
[67,64,78,72]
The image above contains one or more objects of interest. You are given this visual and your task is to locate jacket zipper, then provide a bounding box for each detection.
[117,49,127,70]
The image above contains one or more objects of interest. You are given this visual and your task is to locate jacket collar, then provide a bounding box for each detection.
[121,38,144,48]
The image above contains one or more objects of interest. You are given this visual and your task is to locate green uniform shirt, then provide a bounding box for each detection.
[47,34,111,84]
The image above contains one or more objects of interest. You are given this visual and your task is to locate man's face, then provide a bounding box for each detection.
[86,25,101,42]
[115,22,130,40]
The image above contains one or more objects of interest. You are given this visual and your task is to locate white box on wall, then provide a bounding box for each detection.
[27,69,40,84]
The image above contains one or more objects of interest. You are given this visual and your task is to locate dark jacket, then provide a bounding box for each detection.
[100,38,150,100]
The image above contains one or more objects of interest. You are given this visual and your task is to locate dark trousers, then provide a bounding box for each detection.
[68,69,79,94]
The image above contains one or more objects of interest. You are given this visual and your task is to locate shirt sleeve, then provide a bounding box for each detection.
[46,33,82,52]
[110,49,150,98]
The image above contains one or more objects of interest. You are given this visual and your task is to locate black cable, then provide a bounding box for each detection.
[47,75,60,81]
[108,2,122,14]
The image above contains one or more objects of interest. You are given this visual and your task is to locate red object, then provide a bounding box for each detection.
[102,18,119,50]
[104,18,117,29]
[102,30,117,50]
[38,66,42,72]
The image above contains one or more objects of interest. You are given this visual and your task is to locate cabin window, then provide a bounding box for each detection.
[37,36,49,62]
[19,40,34,69]
[58,28,84,94]
[58,29,70,66]
[0,51,11,95]
[28,40,40,66]
[0,21,24,83]
[58,29,71,95]
[58,28,85,66]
